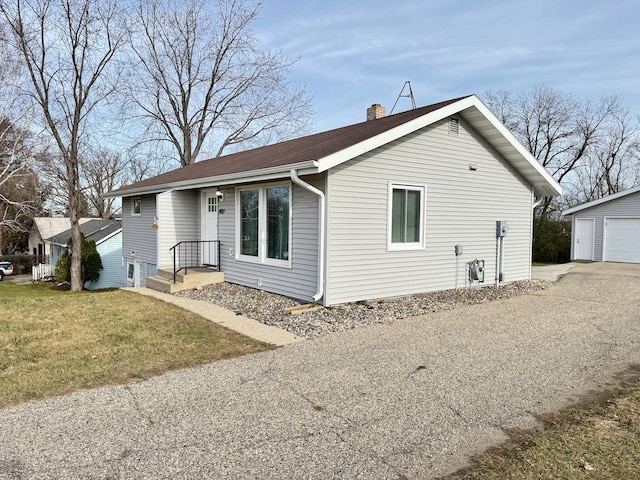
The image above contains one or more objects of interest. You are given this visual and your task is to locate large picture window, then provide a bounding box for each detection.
[388,184,425,250]
[240,190,259,257]
[266,186,290,260]
[236,183,291,266]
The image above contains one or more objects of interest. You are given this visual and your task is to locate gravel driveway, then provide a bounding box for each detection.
[2,262,640,479]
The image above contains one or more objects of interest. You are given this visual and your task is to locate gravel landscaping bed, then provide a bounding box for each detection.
[176,280,552,338]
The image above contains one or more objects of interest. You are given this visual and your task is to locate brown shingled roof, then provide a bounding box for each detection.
[111,96,471,196]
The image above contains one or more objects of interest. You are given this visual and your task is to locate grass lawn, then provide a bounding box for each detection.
[0,282,273,409]
[443,372,640,479]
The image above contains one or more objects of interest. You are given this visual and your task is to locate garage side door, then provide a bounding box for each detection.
[604,218,640,263]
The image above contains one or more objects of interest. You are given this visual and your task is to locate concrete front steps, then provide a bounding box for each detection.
[146,267,224,294]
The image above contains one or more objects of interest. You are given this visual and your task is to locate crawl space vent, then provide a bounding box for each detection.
[449,117,460,135]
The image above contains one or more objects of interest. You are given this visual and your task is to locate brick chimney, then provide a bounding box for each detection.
[366,103,386,121]
[102,212,111,220]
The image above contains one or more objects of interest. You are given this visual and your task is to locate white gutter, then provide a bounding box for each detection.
[290,169,325,303]
[104,160,319,198]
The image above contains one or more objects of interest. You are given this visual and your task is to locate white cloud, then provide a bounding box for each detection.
[255,0,640,132]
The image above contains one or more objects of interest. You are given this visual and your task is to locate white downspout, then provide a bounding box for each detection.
[533,196,543,208]
[290,169,325,303]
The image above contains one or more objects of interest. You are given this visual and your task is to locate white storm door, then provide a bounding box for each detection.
[604,218,640,263]
[201,189,219,265]
[574,218,595,260]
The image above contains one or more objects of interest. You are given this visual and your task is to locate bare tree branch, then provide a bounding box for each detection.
[484,86,636,219]
[1,0,127,290]
[128,0,312,167]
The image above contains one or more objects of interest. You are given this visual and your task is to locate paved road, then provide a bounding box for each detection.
[2,263,640,479]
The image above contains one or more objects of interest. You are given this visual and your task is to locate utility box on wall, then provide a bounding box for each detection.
[496,220,509,237]
[468,259,485,283]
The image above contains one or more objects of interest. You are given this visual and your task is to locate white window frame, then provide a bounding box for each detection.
[131,197,142,216]
[387,182,426,251]
[126,262,135,281]
[235,182,292,268]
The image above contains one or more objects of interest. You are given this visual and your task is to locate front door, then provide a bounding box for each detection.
[574,218,595,260]
[201,189,219,266]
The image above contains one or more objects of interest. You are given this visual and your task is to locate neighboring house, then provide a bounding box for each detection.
[563,186,640,263]
[49,219,124,289]
[28,217,93,262]
[106,95,561,306]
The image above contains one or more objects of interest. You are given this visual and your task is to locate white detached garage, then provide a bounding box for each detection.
[563,186,640,263]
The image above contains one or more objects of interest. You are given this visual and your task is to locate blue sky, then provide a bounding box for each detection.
[255,0,640,133]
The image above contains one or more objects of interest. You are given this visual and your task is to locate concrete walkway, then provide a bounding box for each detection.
[531,262,577,281]
[2,262,640,479]
[123,287,304,346]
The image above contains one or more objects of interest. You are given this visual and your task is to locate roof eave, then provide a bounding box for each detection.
[316,96,477,173]
[470,98,562,197]
[105,160,319,198]
[562,184,640,215]
[315,95,562,198]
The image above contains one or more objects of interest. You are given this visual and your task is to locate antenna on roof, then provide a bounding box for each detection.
[390,81,416,114]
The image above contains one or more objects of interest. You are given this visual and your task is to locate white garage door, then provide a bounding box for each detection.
[604,218,640,263]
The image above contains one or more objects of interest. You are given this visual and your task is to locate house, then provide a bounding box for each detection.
[562,186,640,263]
[49,218,124,289]
[106,95,562,306]
[28,217,93,262]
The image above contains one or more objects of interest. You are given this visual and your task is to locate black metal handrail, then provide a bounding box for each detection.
[170,240,221,283]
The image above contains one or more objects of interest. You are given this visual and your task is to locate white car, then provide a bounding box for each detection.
[0,261,14,281]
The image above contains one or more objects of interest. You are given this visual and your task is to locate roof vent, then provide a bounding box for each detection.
[449,117,460,135]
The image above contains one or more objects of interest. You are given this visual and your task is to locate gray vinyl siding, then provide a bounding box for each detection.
[122,195,157,287]
[86,233,124,290]
[325,117,533,305]
[157,190,199,268]
[570,190,640,261]
[218,177,322,302]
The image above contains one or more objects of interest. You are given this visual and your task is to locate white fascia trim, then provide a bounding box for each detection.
[471,98,562,197]
[95,228,122,246]
[48,240,68,247]
[316,95,562,198]
[317,97,477,173]
[104,161,318,198]
[563,185,640,215]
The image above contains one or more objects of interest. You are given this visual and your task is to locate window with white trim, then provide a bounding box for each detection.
[208,196,217,212]
[237,183,291,266]
[131,197,141,216]
[388,184,425,250]
[127,262,134,280]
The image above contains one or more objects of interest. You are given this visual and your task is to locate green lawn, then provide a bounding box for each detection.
[0,282,272,408]
[443,373,640,479]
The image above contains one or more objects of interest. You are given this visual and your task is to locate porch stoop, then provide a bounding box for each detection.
[146,268,224,294]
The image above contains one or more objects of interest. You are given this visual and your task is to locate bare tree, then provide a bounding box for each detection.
[0,33,41,252]
[80,148,130,217]
[1,0,126,290]
[575,107,640,201]
[0,119,40,252]
[484,86,617,218]
[129,0,311,167]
